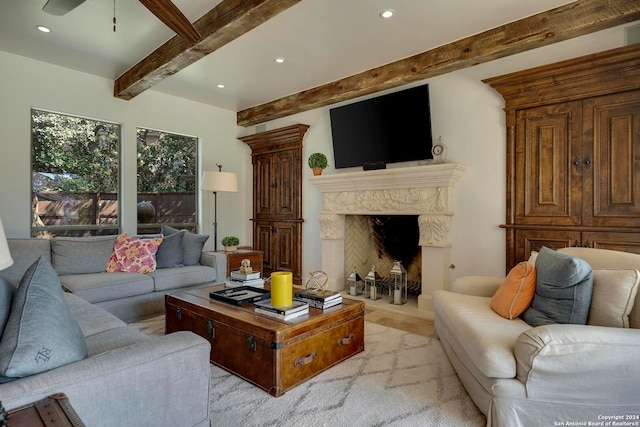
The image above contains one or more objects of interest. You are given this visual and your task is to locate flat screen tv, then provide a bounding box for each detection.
[330,84,433,169]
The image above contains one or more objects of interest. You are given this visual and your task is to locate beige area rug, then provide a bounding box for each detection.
[130,316,486,427]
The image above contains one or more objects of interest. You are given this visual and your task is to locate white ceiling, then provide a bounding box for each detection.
[1,0,575,112]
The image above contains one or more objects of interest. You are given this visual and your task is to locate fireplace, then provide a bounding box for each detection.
[309,163,465,318]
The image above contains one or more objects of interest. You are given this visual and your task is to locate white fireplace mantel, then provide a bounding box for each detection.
[309,162,466,318]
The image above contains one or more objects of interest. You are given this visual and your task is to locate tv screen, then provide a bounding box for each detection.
[330,84,433,169]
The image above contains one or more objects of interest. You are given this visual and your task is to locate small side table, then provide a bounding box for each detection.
[6,393,85,426]
[218,248,263,277]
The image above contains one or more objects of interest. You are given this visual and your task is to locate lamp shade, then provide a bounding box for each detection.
[201,171,238,192]
[0,217,14,271]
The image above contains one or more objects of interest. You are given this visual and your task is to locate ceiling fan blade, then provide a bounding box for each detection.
[42,0,86,16]
[139,0,201,43]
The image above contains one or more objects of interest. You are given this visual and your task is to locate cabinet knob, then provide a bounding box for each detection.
[573,158,581,170]
[583,157,591,168]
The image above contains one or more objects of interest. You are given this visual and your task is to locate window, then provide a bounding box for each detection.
[31,109,120,237]
[136,128,198,234]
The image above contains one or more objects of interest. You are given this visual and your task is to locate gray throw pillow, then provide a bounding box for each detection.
[161,224,209,266]
[0,257,87,381]
[156,230,185,269]
[0,278,16,337]
[523,246,593,327]
[52,235,117,275]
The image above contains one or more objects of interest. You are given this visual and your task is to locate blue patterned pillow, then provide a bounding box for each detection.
[523,247,593,327]
[0,257,87,381]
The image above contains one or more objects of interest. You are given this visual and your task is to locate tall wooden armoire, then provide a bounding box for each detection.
[484,44,640,271]
[239,124,309,284]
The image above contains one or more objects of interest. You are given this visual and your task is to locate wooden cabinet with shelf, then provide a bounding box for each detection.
[239,124,308,284]
[485,44,640,271]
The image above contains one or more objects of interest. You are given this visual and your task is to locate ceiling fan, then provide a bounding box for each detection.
[42,0,201,43]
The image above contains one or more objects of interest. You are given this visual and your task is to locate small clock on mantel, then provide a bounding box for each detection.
[431,137,447,164]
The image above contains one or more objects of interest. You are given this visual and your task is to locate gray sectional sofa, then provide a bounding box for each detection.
[1,234,226,323]
[0,234,216,426]
[1,290,211,426]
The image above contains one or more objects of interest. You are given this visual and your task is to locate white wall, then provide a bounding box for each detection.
[0,50,248,251]
[252,23,633,283]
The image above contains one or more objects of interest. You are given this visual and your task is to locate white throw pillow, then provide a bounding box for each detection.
[587,269,640,328]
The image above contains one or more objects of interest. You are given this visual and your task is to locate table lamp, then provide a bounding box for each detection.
[201,165,238,251]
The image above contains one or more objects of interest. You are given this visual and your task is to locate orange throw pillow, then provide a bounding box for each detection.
[490,261,536,320]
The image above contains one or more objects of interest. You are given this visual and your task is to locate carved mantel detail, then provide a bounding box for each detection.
[419,215,451,247]
[310,163,465,246]
[318,213,345,239]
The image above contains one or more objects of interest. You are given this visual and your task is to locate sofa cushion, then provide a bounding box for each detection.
[0,238,51,284]
[63,292,126,337]
[0,257,87,381]
[0,278,15,337]
[156,230,185,269]
[433,290,531,378]
[523,247,593,327]
[490,261,536,320]
[105,233,163,274]
[588,269,640,328]
[149,265,215,292]
[60,272,154,304]
[161,225,208,266]
[52,235,116,275]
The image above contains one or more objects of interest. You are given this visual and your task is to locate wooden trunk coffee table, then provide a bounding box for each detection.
[165,285,364,397]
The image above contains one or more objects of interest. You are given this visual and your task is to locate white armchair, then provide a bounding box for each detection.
[434,247,640,427]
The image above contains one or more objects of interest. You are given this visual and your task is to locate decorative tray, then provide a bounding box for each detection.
[209,286,271,306]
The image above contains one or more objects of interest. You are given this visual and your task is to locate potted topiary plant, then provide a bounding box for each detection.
[221,236,240,252]
[308,152,328,176]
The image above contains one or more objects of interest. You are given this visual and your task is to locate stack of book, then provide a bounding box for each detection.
[294,289,342,310]
[254,299,309,321]
[225,270,265,288]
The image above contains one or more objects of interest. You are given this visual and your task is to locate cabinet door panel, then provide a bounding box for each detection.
[513,229,580,269]
[516,102,582,225]
[584,90,640,227]
[253,222,274,274]
[582,231,640,255]
[254,155,274,218]
[274,150,300,218]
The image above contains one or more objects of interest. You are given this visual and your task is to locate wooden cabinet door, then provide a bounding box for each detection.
[581,231,640,255]
[514,229,580,265]
[583,90,640,228]
[254,154,274,219]
[252,221,302,283]
[515,101,583,226]
[253,221,274,274]
[273,149,301,219]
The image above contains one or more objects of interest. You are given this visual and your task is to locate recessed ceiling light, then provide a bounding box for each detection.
[380,9,394,19]
[36,25,51,33]
[217,84,225,89]
[274,57,285,64]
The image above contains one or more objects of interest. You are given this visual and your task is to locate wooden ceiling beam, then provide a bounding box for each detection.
[114,0,300,100]
[237,0,640,127]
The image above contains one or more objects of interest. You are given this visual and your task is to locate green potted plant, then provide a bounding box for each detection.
[308,152,328,176]
[221,236,240,252]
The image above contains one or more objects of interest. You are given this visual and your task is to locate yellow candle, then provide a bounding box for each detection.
[270,271,293,307]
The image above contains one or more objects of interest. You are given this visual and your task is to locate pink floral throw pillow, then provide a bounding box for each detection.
[105,233,163,274]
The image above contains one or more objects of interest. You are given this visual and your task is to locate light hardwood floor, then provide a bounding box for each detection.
[365,306,435,337]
